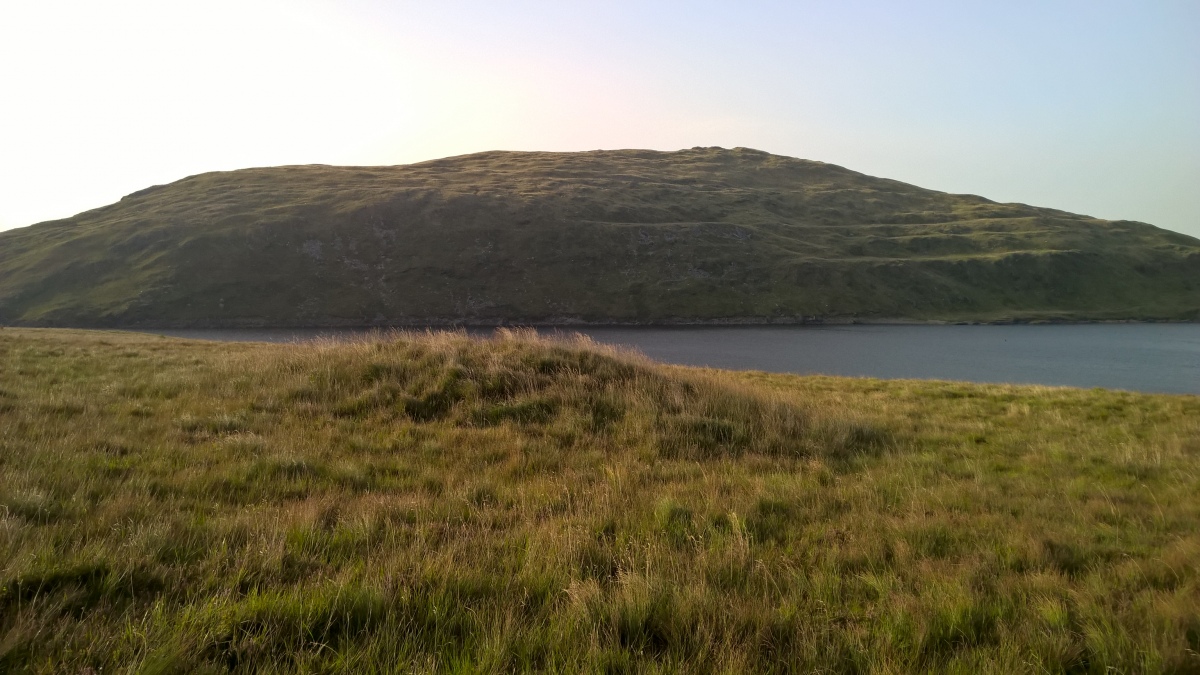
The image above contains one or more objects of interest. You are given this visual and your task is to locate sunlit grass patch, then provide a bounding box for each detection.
[0,328,1197,672]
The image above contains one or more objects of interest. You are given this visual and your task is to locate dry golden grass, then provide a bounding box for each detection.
[1,328,1198,673]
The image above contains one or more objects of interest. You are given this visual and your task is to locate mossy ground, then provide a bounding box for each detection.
[1,328,1198,673]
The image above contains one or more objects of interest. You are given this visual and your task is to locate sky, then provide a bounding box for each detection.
[1,1,1198,238]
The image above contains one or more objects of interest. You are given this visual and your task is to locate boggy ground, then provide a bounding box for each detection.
[0,328,1197,673]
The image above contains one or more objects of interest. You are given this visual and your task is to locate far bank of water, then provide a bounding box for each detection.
[141,324,1200,395]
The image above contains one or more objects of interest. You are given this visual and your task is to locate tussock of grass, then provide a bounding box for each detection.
[1,328,1198,672]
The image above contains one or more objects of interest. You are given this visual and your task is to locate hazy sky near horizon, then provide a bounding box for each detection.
[1,1,1198,237]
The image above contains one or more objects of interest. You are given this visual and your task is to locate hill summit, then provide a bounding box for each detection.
[0,147,1197,326]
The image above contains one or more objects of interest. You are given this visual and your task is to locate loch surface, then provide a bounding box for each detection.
[144,324,1200,395]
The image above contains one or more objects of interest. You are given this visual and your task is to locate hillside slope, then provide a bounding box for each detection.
[1,147,1197,326]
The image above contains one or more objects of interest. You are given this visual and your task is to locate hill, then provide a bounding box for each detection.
[0,147,1197,327]
[1,328,1198,671]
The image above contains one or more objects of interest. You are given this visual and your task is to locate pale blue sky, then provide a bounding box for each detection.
[2,0,1197,237]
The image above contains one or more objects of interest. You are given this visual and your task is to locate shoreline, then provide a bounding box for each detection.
[4,324,1197,395]
[5,316,1198,330]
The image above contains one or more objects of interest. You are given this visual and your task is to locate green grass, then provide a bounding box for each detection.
[1,147,1197,327]
[1,328,1199,673]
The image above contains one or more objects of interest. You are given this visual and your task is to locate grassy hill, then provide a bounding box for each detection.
[0,147,1197,327]
[1,328,1198,672]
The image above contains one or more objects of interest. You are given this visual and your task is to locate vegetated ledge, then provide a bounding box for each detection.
[1,147,1197,328]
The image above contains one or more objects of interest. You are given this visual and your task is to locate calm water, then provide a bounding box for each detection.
[143,324,1200,395]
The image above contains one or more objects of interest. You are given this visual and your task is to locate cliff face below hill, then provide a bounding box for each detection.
[1,147,1197,327]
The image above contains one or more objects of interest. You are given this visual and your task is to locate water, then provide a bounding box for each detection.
[143,324,1200,395]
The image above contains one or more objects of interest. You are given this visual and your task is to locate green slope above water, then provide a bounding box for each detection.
[1,147,1197,326]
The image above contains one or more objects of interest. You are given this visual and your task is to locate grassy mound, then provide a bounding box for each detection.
[1,329,1198,673]
[1,148,1197,327]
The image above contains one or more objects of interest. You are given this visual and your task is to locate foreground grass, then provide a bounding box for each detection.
[1,329,1198,673]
